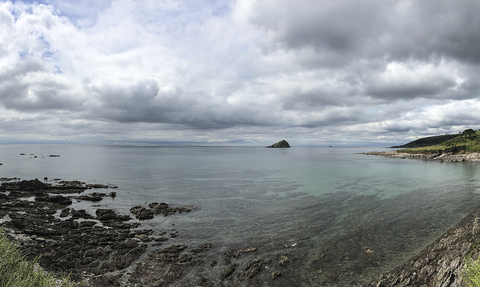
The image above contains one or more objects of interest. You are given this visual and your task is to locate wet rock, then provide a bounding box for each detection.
[191,243,212,254]
[278,254,290,267]
[59,208,70,217]
[149,202,193,216]
[85,183,109,189]
[130,206,154,220]
[35,195,72,205]
[130,245,189,286]
[242,259,270,279]
[71,209,94,219]
[95,209,131,221]
[224,246,258,260]
[73,195,103,202]
[272,270,282,279]
[221,264,237,279]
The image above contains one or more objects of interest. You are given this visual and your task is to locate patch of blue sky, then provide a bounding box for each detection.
[18,50,29,58]
[209,0,231,17]
[53,65,62,74]
[42,50,55,58]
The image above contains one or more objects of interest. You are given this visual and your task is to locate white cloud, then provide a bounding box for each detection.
[0,0,479,146]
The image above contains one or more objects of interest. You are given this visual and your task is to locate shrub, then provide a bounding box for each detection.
[0,228,73,287]
[464,257,480,287]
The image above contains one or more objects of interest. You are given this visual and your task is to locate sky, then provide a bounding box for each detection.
[0,0,480,146]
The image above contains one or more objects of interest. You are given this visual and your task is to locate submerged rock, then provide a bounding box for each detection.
[267,140,291,148]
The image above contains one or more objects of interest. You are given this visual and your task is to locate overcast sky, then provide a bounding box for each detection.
[1,0,479,146]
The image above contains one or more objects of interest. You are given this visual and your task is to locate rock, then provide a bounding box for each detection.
[130,245,191,286]
[35,195,72,205]
[221,264,237,279]
[224,246,258,260]
[243,259,269,279]
[272,271,282,279]
[73,195,103,202]
[95,209,131,221]
[267,140,291,148]
[148,202,193,216]
[130,206,154,220]
[71,209,94,219]
[59,208,70,217]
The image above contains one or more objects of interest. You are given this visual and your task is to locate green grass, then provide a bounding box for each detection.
[464,257,480,287]
[399,129,480,154]
[0,228,74,287]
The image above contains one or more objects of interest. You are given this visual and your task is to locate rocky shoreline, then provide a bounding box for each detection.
[363,151,480,163]
[360,203,480,287]
[0,178,302,286]
[358,151,480,287]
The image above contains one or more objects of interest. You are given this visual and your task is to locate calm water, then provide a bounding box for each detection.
[1,145,480,286]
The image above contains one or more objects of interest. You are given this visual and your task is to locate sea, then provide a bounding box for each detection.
[1,144,480,286]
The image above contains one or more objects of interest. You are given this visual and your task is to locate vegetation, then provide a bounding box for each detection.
[267,140,291,148]
[464,257,480,287]
[391,134,459,148]
[0,228,73,287]
[398,129,480,154]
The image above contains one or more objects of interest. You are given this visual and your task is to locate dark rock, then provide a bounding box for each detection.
[272,271,282,279]
[221,264,237,279]
[130,245,189,286]
[267,140,291,148]
[149,202,169,209]
[73,195,103,202]
[85,183,109,189]
[191,243,212,254]
[35,195,72,205]
[243,259,269,279]
[95,209,131,221]
[71,209,94,219]
[224,246,258,260]
[130,206,154,220]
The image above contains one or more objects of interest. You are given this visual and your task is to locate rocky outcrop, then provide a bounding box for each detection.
[267,140,291,148]
[0,178,195,285]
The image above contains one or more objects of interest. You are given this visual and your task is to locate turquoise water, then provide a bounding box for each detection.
[1,145,480,285]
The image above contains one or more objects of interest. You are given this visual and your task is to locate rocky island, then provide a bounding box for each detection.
[267,140,290,148]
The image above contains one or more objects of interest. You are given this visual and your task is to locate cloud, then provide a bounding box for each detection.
[0,0,479,146]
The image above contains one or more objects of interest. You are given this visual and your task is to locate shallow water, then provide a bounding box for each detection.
[1,145,480,285]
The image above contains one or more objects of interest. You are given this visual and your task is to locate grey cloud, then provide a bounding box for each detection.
[252,0,480,66]
[366,78,457,100]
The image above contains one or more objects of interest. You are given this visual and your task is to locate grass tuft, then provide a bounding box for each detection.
[0,227,74,287]
[464,257,480,287]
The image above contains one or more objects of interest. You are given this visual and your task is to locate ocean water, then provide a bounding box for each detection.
[1,145,480,286]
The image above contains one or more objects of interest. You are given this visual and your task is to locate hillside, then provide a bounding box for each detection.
[391,134,459,148]
[399,129,480,154]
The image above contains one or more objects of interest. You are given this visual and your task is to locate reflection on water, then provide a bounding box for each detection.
[1,145,480,285]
